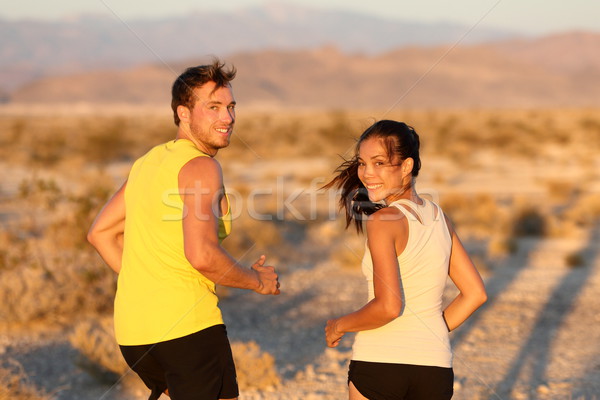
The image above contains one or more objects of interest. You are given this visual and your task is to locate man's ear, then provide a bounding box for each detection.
[177,105,191,123]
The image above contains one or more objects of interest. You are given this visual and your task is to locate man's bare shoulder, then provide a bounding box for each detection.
[179,156,223,187]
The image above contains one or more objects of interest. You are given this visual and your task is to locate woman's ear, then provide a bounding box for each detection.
[402,158,414,176]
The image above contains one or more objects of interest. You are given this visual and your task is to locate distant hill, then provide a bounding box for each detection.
[8,32,600,109]
[0,4,518,92]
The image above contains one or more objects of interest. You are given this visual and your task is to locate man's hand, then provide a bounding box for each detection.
[251,255,280,295]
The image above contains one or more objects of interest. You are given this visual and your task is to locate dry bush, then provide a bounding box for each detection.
[230,341,281,390]
[562,193,600,228]
[303,217,366,269]
[220,110,359,162]
[511,207,548,237]
[0,248,115,326]
[440,193,511,240]
[2,106,599,330]
[328,241,364,269]
[487,236,519,258]
[68,316,281,391]
[0,175,117,327]
[0,362,50,400]
[221,215,283,264]
[68,316,146,396]
[69,316,128,378]
[79,117,133,163]
[565,252,585,268]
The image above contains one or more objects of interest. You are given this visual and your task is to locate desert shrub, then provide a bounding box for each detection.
[80,117,133,163]
[563,193,600,228]
[0,231,29,272]
[0,250,115,325]
[27,127,68,167]
[69,316,128,378]
[230,341,281,390]
[512,207,547,237]
[470,254,491,275]
[565,252,585,268]
[328,242,363,269]
[68,316,146,396]
[49,181,114,249]
[19,175,115,249]
[0,173,117,326]
[222,216,282,262]
[544,179,577,203]
[0,362,50,400]
[18,177,62,212]
[487,236,518,258]
[440,193,510,239]
[68,319,281,390]
[317,110,356,142]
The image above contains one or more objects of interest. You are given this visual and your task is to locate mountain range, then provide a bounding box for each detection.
[0,4,517,93]
[2,5,599,108]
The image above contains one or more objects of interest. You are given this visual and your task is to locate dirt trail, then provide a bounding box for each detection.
[3,233,600,399]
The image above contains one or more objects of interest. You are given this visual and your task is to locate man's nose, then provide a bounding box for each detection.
[221,109,234,123]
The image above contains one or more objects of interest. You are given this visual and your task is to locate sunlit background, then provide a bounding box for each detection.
[1,1,599,399]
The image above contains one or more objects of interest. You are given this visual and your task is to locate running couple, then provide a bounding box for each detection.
[88,59,487,400]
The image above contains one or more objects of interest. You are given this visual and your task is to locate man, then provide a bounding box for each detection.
[87,59,280,400]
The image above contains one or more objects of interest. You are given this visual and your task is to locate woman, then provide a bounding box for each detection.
[324,120,487,399]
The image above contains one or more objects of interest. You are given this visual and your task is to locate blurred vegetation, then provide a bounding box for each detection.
[0,362,50,400]
[1,106,599,391]
[1,108,599,325]
[69,316,280,392]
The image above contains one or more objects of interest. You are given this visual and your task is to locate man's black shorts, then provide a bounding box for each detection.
[120,324,238,400]
[348,360,454,400]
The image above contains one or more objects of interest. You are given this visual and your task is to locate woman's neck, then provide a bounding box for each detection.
[384,188,421,206]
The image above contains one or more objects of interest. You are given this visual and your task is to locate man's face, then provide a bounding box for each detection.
[187,81,236,156]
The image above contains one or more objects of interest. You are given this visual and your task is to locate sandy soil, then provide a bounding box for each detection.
[3,230,600,400]
[2,155,600,399]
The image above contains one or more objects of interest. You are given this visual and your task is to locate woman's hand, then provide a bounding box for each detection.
[325,319,345,348]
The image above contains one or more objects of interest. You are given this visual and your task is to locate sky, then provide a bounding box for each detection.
[0,0,599,35]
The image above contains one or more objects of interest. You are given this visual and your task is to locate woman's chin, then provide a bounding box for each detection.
[367,193,383,203]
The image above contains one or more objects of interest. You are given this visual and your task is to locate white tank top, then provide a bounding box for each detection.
[351,198,453,367]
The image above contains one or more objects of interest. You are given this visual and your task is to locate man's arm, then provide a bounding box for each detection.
[87,182,127,274]
[179,156,279,295]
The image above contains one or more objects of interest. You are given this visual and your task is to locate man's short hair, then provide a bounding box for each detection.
[171,59,237,126]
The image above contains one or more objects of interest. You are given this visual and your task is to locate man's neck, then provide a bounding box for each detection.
[176,129,216,157]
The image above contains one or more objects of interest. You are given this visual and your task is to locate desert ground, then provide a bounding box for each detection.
[1,106,600,399]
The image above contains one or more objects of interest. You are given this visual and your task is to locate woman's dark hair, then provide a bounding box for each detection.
[323,120,421,233]
[171,58,237,126]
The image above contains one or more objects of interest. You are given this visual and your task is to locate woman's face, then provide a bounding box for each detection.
[357,137,411,204]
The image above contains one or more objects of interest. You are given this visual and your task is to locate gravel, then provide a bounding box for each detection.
[3,236,600,399]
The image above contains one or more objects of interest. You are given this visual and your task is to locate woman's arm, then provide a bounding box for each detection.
[87,181,127,274]
[442,215,487,331]
[325,207,406,347]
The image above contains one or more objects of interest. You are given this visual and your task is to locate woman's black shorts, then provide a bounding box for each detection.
[119,324,238,400]
[348,360,454,400]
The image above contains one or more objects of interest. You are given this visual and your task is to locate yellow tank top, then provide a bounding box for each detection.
[115,139,231,345]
